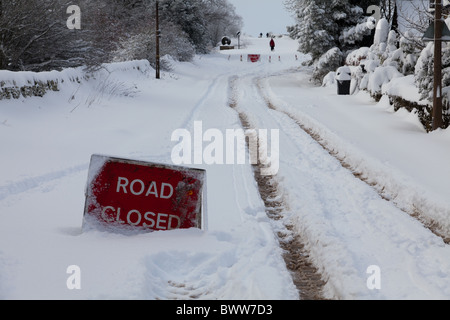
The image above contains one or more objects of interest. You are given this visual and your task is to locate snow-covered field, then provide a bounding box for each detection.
[1,36,450,300]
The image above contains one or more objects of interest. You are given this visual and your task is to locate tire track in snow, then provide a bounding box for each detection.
[228,75,327,300]
[179,72,236,134]
[236,73,450,299]
[255,76,450,245]
[0,164,89,202]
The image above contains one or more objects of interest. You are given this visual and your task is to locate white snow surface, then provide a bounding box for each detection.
[1,36,450,300]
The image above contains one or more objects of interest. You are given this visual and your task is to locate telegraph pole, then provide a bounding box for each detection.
[155,0,161,80]
[433,0,443,130]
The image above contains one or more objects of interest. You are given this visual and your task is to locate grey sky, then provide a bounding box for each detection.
[228,0,296,36]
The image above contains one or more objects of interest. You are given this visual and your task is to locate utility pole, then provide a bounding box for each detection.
[433,0,443,130]
[155,0,161,80]
[237,31,241,49]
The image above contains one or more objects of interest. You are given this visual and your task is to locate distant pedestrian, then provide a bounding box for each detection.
[270,38,275,51]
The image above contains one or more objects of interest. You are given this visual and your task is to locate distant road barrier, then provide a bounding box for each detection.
[247,54,261,63]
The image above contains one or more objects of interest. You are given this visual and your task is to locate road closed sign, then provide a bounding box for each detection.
[83,155,206,233]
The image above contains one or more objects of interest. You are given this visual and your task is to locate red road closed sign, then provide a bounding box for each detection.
[248,54,261,63]
[83,155,206,233]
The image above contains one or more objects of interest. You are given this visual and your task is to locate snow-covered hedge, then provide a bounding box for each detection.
[327,17,449,131]
[356,60,434,131]
[361,65,402,99]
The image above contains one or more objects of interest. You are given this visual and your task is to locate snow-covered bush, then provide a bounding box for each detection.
[367,18,391,65]
[351,16,420,97]
[366,65,403,99]
[112,21,196,71]
[312,47,343,85]
[374,18,390,46]
[346,47,369,66]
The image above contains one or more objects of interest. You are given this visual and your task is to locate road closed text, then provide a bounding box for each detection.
[101,206,181,230]
[99,177,179,230]
[116,177,174,199]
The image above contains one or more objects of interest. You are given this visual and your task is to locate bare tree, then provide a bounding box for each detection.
[0,0,64,70]
[0,0,105,71]
[203,0,243,47]
[0,0,243,72]
[396,0,432,49]
[379,0,396,22]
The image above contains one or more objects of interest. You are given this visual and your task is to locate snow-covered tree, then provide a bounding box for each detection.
[287,0,379,57]
[396,0,432,49]
[415,43,434,102]
[158,0,208,53]
[398,31,418,75]
[113,18,196,70]
[203,0,243,47]
[294,0,335,62]
[157,0,241,54]
[112,0,241,67]
[379,0,397,24]
[415,42,450,100]
[286,0,378,81]
[414,15,450,117]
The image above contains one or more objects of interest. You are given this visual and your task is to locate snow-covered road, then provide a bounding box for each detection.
[232,70,450,299]
[1,36,450,300]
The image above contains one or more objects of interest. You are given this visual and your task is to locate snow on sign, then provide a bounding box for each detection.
[83,155,206,233]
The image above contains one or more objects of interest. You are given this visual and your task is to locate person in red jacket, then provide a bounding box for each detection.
[270,38,275,51]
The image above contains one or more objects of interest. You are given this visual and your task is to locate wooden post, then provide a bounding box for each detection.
[433,0,443,130]
[155,1,161,80]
